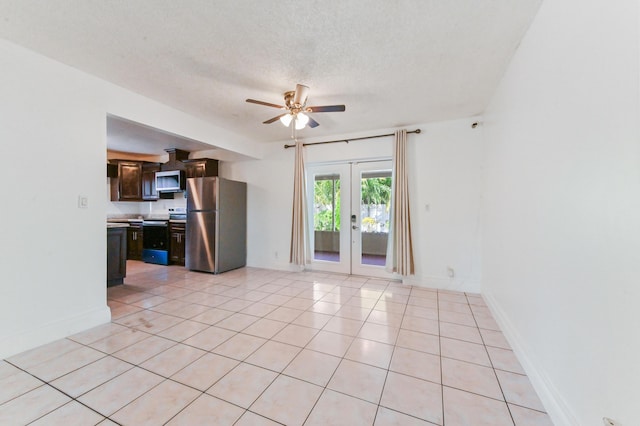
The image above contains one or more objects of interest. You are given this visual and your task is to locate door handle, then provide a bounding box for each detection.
[352,225,359,230]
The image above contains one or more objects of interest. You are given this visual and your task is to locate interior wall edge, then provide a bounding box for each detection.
[483,291,579,426]
[0,306,111,360]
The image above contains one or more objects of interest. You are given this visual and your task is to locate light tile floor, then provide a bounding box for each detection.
[1,261,553,425]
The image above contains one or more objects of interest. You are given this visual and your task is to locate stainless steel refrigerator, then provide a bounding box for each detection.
[186,177,247,273]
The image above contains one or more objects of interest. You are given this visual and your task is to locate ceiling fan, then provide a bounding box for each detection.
[246,84,345,130]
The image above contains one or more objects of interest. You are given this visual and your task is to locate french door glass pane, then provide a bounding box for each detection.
[359,171,391,266]
[313,175,340,262]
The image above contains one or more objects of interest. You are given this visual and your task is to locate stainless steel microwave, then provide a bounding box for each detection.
[155,170,185,192]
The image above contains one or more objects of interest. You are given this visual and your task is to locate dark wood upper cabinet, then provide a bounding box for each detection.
[110,161,142,201]
[183,158,219,178]
[108,154,218,202]
[107,163,118,178]
[142,162,161,201]
[110,160,161,202]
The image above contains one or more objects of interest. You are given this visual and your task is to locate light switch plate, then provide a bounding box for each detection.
[78,195,88,209]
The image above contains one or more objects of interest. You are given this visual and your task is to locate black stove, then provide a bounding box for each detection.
[142,220,169,265]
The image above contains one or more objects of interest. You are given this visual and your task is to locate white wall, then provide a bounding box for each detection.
[481,0,640,424]
[227,118,484,292]
[0,40,110,359]
[406,120,483,292]
[0,39,257,358]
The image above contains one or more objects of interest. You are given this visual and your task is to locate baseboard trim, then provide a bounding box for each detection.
[483,292,579,426]
[0,305,112,359]
[402,275,481,293]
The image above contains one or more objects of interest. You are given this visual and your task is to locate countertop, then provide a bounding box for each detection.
[107,219,185,226]
[107,223,130,228]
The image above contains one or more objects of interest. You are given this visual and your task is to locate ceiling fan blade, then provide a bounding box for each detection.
[246,98,284,109]
[307,116,320,128]
[293,84,310,106]
[306,105,346,113]
[263,114,287,124]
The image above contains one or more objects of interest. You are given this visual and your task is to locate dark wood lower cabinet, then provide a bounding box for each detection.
[169,222,186,265]
[127,223,143,260]
[107,227,127,286]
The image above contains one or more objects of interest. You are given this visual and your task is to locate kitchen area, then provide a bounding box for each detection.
[106,118,247,286]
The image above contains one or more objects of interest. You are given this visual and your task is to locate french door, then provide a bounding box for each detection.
[306,160,393,278]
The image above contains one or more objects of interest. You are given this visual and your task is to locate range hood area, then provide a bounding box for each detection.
[157,148,189,193]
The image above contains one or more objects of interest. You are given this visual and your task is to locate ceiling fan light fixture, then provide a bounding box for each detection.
[295,112,309,129]
[280,113,293,127]
[246,84,346,130]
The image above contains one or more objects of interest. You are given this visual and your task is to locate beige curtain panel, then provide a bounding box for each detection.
[386,129,415,276]
[289,140,310,266]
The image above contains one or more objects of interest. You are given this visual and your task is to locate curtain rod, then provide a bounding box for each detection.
[283,128,421,149]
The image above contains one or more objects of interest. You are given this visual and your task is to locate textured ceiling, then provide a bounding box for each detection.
[0,0,541,150]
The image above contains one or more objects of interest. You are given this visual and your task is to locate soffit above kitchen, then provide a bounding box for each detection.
[106,115,251,161]
[0,0,542,143]
[107,116,210,154]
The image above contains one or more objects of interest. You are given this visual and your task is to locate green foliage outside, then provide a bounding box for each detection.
[314,178,341,231]
[361,177,391,232]
[361,177,391,206]
[314,175,391,232]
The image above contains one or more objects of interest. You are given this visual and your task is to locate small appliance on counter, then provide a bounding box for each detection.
[186,177,246,274]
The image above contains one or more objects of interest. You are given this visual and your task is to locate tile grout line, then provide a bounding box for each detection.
[437,289,446,426]
[372,280,411,426]
[298,276,388,426]
[4,264,549,425]
[468,291,516,425]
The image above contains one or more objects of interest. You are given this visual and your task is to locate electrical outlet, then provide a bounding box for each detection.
[447,267,455,278]
[77,195,88,209]
[274,251,278,259]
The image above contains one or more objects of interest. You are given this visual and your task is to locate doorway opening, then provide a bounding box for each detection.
[307,160,393,278]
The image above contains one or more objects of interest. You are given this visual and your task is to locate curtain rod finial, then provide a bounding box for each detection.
[415,129,421,134]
